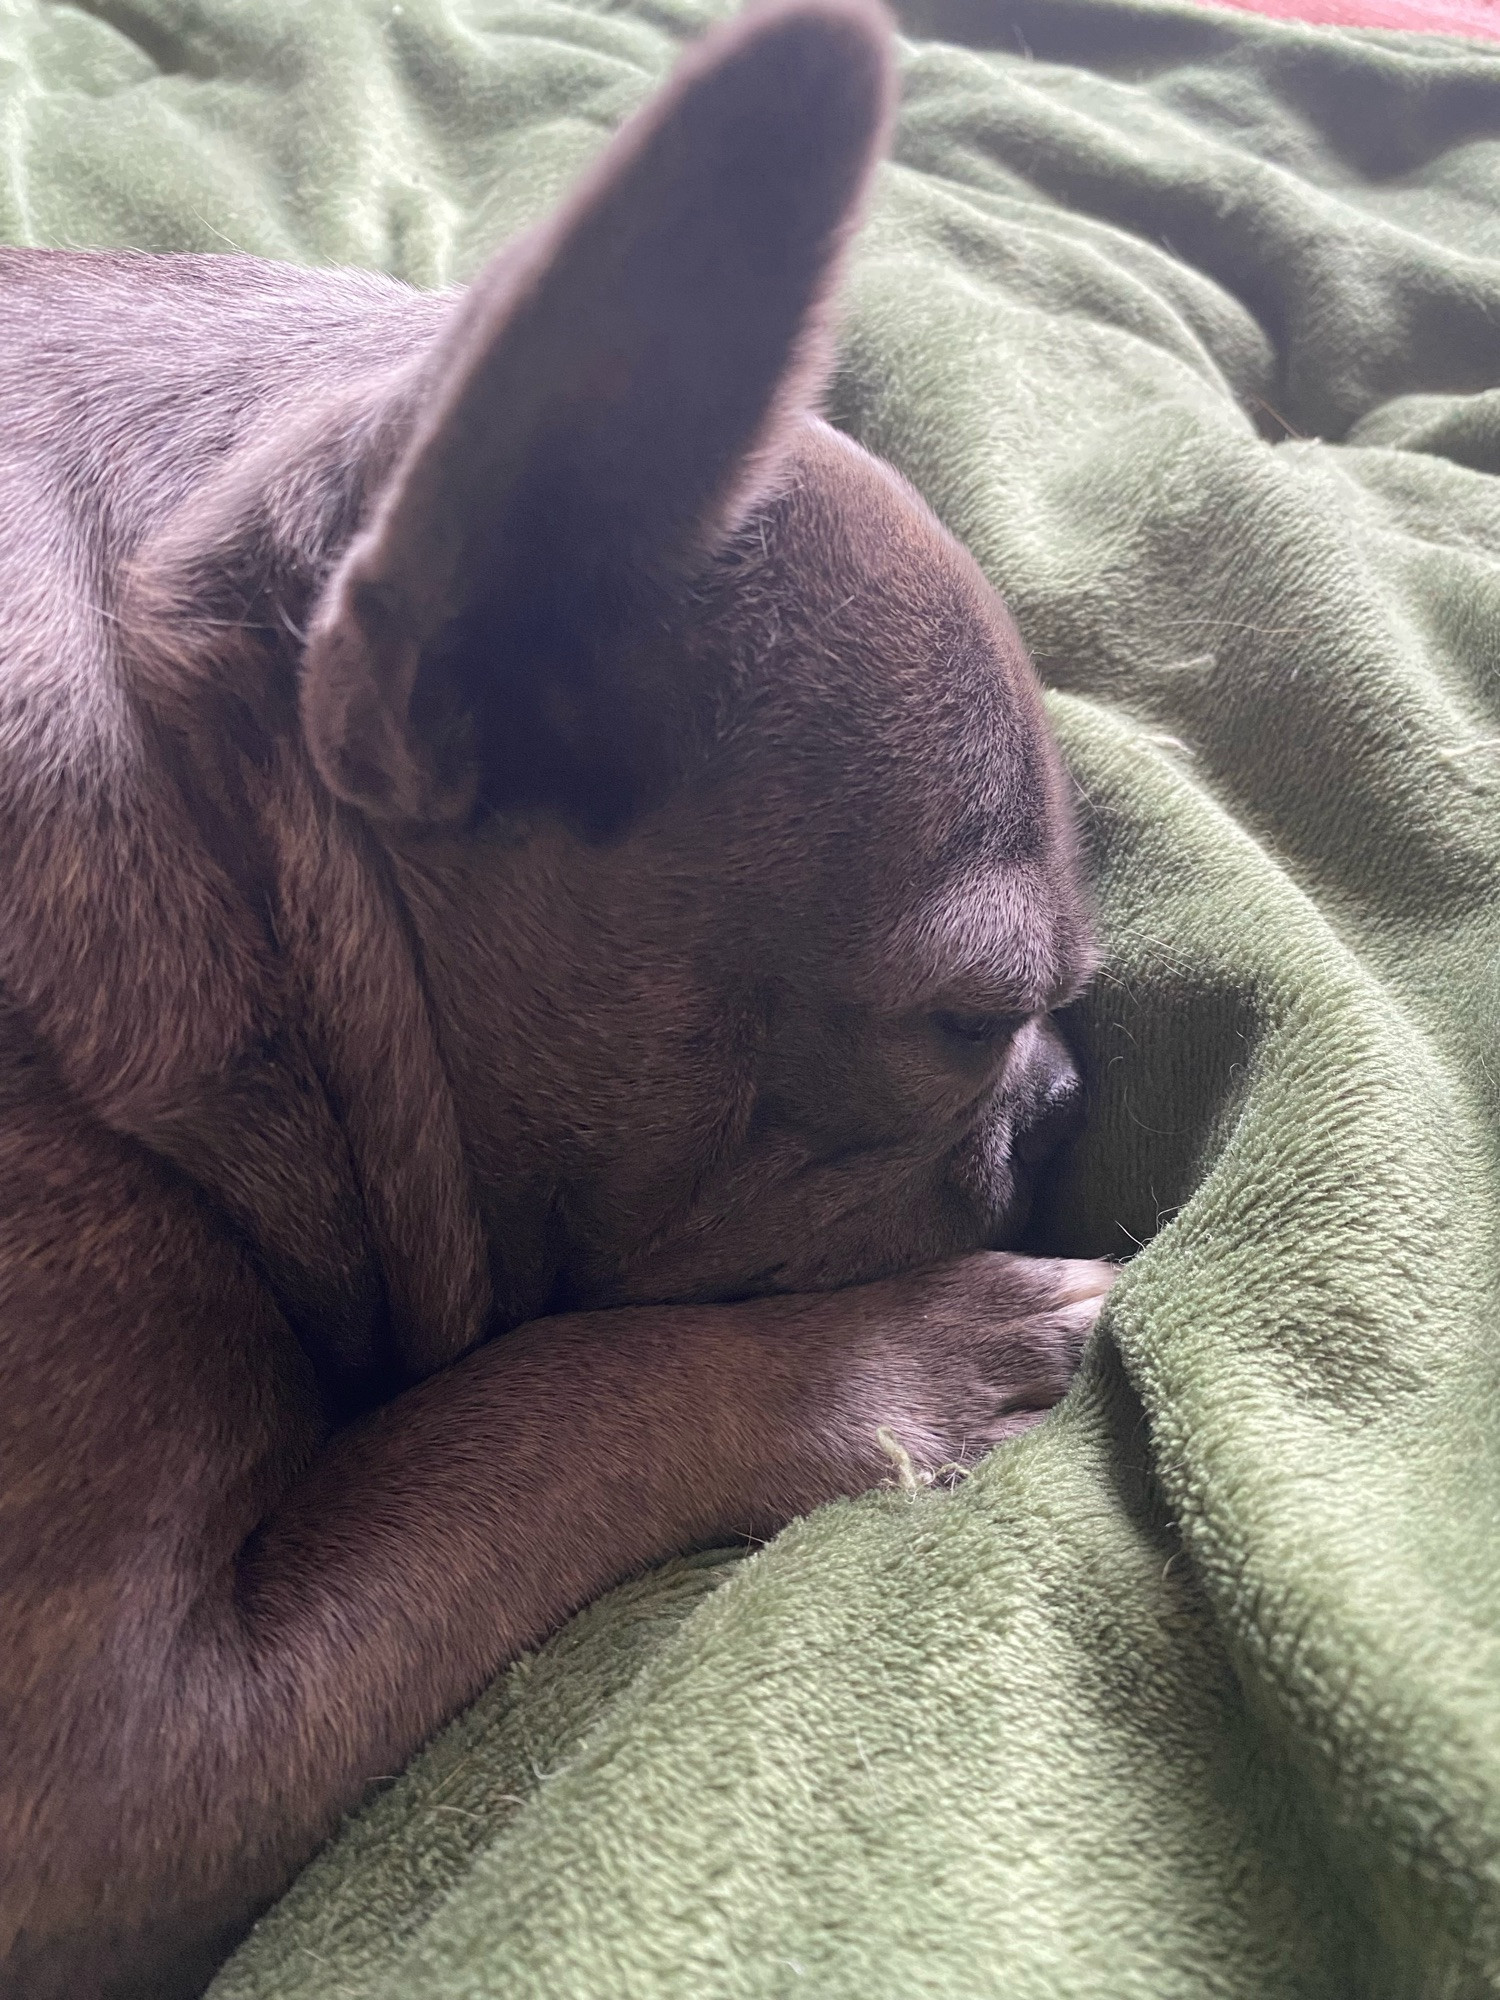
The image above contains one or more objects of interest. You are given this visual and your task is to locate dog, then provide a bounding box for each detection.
[0,3,1113,1993]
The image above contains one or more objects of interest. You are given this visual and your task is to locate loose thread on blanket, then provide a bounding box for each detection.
[876,1425,921,1492]
[875,1426,970,1494]
[876,1432,924,1496]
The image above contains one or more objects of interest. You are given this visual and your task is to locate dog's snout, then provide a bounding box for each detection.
[1014,1028,1085,1170]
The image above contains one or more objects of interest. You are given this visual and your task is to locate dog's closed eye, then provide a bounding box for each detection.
[930,1009,1026,1051]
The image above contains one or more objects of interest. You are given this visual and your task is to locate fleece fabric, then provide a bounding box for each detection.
[3,0,1500,1991]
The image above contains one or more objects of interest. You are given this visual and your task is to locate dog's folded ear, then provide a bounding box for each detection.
[301,0,893,834]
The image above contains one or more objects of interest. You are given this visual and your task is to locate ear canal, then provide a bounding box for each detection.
[301,0,895,832]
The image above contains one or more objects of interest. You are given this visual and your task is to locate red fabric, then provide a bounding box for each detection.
[1197,0,1500,39]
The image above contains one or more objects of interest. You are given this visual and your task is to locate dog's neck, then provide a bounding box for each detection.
[144,641,511,1415]
[0,308,503,1409]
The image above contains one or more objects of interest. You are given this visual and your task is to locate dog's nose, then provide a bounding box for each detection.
[1014,1029,1085,1169]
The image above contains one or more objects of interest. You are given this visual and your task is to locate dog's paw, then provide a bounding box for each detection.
[847,1251,1116,1486]
[718,1252,1116,1532]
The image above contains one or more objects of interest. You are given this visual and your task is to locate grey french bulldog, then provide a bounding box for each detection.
[0,3,1111,1993]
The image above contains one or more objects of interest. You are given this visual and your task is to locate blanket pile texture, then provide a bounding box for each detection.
[4,0,1500,1991]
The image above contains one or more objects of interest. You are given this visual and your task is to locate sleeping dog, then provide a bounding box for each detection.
[0,3,1112,1993]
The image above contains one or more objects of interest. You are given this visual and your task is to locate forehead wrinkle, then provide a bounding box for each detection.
[877,862,1066,1012]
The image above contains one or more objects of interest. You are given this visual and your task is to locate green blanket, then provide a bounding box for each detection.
[7,0,1500,1990]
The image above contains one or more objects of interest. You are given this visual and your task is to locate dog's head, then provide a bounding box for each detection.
[291,0,1094,1320]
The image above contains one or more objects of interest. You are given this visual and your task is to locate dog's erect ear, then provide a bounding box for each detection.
[301,0,893,832]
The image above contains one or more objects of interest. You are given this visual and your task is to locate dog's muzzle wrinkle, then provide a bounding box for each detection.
[1015,1063,1085,1169]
